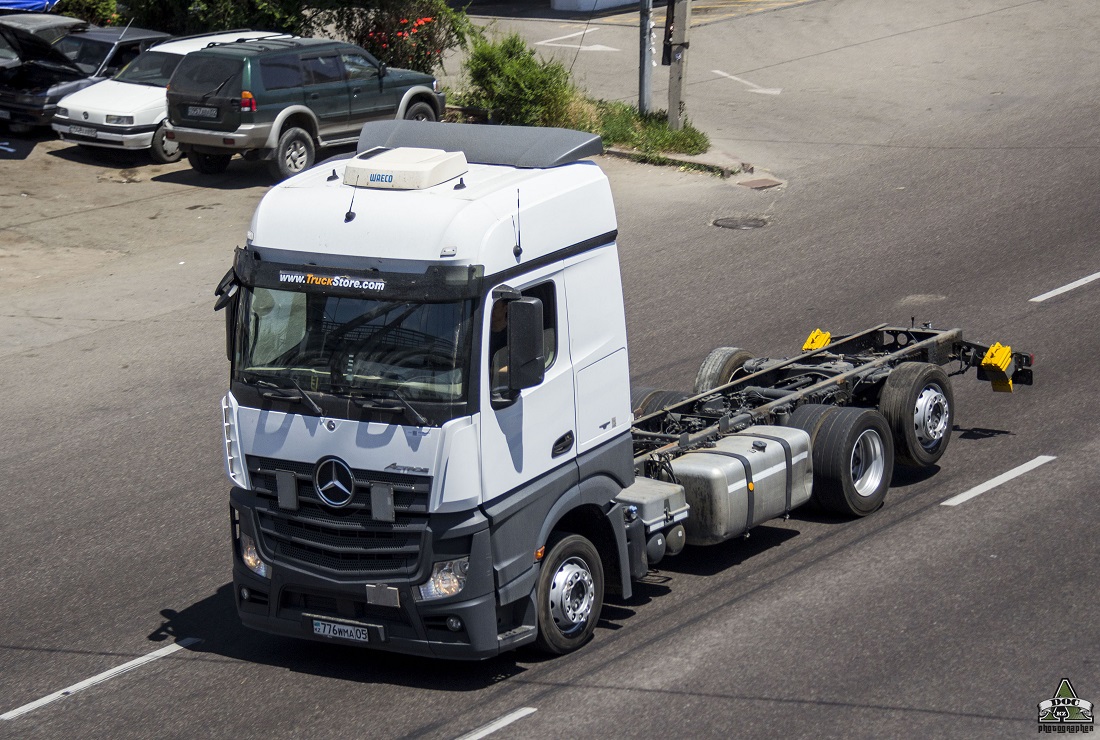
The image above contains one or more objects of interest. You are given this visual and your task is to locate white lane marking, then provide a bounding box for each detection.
[941,456,1056,507]
[713,69,782,95]
[1029,271,1100,302]
[1,638,200,721]
[455,707,538,740]
[536,28,618,52]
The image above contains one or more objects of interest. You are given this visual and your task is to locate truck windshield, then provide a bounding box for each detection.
[236,287,474,409]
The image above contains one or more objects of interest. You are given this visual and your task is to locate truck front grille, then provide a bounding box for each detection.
[247,455,430,577]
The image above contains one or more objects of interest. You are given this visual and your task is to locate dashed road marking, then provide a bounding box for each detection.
[1,638,200,721]
[455,707,538,740]
[1029,271,1100,302]
[941,456,1056,507]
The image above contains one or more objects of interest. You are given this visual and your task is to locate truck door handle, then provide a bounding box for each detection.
[552,431,575,457]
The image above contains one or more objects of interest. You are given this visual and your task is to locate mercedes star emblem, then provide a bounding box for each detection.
[313,457,355,508]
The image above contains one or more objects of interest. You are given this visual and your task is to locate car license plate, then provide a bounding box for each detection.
[70,125,96,138]
[0,109,10,120]
[312,618,369,642]
[187,105,218,119]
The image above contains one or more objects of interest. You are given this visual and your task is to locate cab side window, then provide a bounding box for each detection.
[489,282,557,390]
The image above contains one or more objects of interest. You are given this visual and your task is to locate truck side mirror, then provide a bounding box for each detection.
[507,297,545,392]
[214,268,239,362]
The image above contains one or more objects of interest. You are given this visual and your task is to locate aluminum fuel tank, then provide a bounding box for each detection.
[672,426,813,546]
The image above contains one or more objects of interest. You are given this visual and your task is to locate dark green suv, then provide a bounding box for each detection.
[165,36,444,179]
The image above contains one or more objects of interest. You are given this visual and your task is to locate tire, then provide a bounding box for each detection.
[879,363,955,468]
[268,126,315,180]
[635,389,692,418]
[187,151,231,175]
[149,121,181,164]
[403,101,437,122]
[630,385,658,417]
[693,346,753,394]
[536,533,604,655]
[786,403,841,447]
[810,407,894,517]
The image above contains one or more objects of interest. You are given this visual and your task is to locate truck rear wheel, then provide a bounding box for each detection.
[879,363,954,467]
[810,407,894,516]
[536,533,604,655]
[693,346,753,393]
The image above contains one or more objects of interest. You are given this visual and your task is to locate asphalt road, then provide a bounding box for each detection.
[1,0,1098,737]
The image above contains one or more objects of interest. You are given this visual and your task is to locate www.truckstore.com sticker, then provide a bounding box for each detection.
[279,271,386,291]
[1038,679,1094,733]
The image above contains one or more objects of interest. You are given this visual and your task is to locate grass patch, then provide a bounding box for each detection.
[594,101,709,155]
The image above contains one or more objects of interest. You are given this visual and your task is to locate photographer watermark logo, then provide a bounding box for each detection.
[1038,679,1093,733]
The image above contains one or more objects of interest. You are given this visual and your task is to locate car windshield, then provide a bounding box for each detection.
[53,35,112,74]
[169,54,242,96]
[236,287,474,410]
[115,50,181,86]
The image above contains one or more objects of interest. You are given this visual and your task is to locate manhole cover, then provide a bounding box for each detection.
[714,216,768,230]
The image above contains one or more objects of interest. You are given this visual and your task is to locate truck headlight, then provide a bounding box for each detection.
[239,533,271,578]
[221,394,251,489]
[418,558,469,600]
[106,115,133,125]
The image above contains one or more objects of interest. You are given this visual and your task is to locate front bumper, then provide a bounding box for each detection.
[0,101,56,127]
[53,118,159,150]
[230,488,522,660]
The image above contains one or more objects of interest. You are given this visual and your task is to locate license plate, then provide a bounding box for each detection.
[312,618,369,642]
[70,125,96,138]
[187,105,218,119]
[0,109,9,120]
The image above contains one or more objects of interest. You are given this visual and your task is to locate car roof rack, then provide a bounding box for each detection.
[202,33,298,50]
[354,121,604,169]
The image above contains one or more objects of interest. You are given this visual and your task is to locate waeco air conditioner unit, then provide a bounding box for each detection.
[343,147,469,190]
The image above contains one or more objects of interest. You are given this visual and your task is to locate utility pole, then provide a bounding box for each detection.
[639,0,653,114]
[667,0,691,130]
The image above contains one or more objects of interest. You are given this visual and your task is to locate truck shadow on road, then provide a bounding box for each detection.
[147,583,531,688]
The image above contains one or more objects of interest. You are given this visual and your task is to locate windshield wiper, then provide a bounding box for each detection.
[240,371,323,415]
[350,388,429,427]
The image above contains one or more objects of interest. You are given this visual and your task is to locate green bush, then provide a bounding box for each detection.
[460,33,576,127]
[54,0,118,26]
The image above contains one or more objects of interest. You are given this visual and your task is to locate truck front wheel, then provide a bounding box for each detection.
[811,407,894,516]
[536,533,604,655]
[879,363,954,467]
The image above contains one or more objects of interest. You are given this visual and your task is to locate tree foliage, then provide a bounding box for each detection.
[118,0,470,75]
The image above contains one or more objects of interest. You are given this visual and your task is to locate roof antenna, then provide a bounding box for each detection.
[327,168,338,182]
[345,175,359,223]
[512,188,522,260]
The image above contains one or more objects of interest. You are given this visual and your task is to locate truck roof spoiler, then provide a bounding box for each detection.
[354,121,604,169]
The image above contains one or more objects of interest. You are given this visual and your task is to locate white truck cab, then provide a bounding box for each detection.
[219,122,638,658]
[53,30,289,163]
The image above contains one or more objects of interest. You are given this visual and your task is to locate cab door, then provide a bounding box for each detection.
[479,266,577,504]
